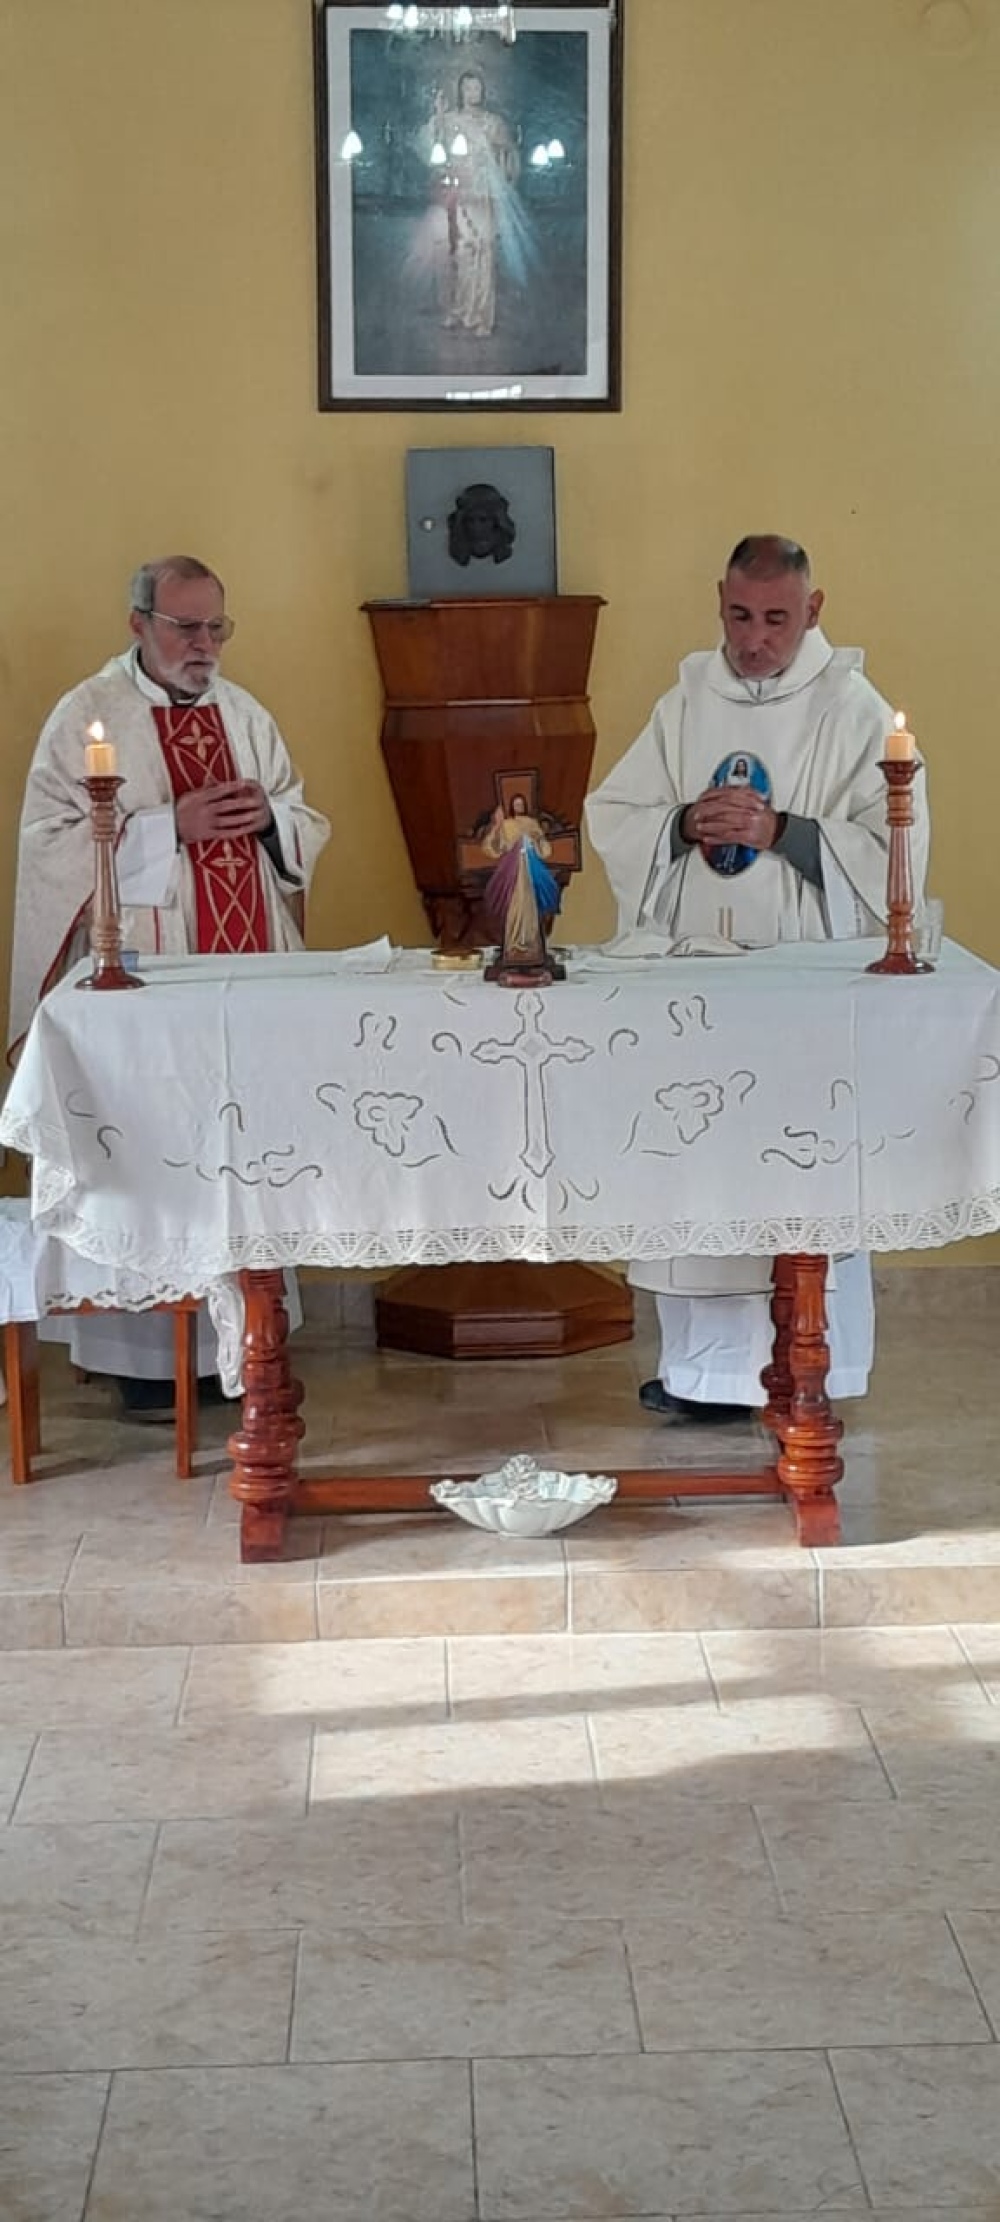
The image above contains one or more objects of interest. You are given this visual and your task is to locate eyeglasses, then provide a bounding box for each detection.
[142,610,235,645]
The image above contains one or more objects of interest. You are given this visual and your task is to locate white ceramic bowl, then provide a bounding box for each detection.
[431,1454,618,1538]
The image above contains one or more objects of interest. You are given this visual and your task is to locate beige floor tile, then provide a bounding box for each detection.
[181,1637,447,1724]
[0,1821,154,1935]
[317,1513,564,1580]
[0,1737,36,1821]
[945,1910,1000,2033]
[0,1928,297,2071]
[838,1486,1000,1549]
[314,1416,556,1473]
[315,1512,569,1634]
[473,2053,864,2219]
[625,1907,990,2048]
[863,1690,1000,1797]
[540,1421,776,1475]
[831,2045,1000,2205]
[0,1593,64,1647]
[292,1919,639,2061]
[86,2060,476,2222]
[311,1715,595,1802]
[0,1534,80,1590]
[447,1632,716,1714]
[143,1808,462,1931]
[0,1645,187,1729]
[0,1463,216,1534]
[0,2071,109,2222]
[570,1563,817,1632]
[702,1624,981,1703]
[15,1721,312,1826]
[590,1693,890,1802]
[756,1792,1000,1912]
[953,1621,1000,1696]
[460,1792,781,1921]
[564,1505,797,1568]
[66,1523,323,1587]
[318,1571,567,1637]
[63,1580,318,1646]
[824,1528,1000,1565]
[821,1565,1000,1625]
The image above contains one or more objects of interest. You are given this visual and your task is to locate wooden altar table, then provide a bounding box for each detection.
[3,940,999,1562]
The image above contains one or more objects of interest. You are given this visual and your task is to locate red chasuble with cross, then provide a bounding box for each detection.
[152,704,269,954]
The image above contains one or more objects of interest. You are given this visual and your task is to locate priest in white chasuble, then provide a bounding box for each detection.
[7,554,330,1417]
[586,534,930,1422]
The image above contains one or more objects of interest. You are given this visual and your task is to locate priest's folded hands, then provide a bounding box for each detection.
[174,779,274,844]
[681,787,780,851]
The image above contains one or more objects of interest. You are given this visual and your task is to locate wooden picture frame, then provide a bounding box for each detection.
[314,2,624,410]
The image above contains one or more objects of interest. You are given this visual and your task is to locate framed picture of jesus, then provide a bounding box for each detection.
[314,2,624,410]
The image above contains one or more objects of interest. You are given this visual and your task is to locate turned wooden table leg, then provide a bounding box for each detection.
[227,1270,300,1562]
[776,1253,844,1546]
[760,1255,795,1435]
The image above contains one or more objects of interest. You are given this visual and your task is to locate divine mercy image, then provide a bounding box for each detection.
[347,28,590,380]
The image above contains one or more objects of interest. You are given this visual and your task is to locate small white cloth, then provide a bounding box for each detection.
[568,927,744,970]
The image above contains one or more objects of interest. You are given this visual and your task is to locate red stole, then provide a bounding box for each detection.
[151,703,269,954]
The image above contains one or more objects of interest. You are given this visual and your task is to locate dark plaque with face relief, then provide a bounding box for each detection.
[406,445,557,598]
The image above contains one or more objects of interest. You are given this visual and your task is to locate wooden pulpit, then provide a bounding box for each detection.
[367,595,602,946]
[364,594,633,1360]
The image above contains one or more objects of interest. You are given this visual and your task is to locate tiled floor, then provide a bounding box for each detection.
[1,1272,1000,2218]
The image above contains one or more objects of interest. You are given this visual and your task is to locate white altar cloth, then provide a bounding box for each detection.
[2,941,1000,1307]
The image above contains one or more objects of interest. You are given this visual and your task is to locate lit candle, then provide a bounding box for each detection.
[885,710,917,761]
[84,720,117,777]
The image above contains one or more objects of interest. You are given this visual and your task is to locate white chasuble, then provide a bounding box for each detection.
[586,628,929,950]
[8,651,330,1058]
[586,628,929,1386]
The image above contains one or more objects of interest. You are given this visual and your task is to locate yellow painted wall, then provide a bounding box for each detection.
[2,0,999,1241]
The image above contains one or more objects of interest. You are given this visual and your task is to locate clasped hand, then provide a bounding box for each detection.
[682,787,780,851]
[175,781,272,846]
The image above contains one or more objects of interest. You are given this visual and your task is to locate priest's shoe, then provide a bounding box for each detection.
[198,1376,231,1408]
[117,1375,231,1423]
[638,1378,752,1425]
[117,1377,175,1424]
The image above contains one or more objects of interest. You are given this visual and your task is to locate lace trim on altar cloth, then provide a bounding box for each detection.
[21,1196,1000,1290]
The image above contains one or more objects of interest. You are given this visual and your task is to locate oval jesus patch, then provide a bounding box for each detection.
[703,751,772,877]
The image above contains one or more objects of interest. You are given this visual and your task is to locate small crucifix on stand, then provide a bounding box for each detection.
[457,769,580,988]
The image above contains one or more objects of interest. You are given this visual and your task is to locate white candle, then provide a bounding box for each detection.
[885,710,917,761]
[84,720,117,777]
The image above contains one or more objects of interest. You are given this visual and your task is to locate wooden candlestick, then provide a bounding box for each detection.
[866,757,932,977]
[76,775,145,993]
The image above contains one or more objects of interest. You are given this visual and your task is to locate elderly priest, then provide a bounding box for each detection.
[586,533,930,1425]
[7,553,330,1417]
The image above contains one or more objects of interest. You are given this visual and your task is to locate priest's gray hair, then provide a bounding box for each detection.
[726,536,811,581]
[129,555,225,616]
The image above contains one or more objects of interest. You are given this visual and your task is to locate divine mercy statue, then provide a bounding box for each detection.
[482,793,563,982]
